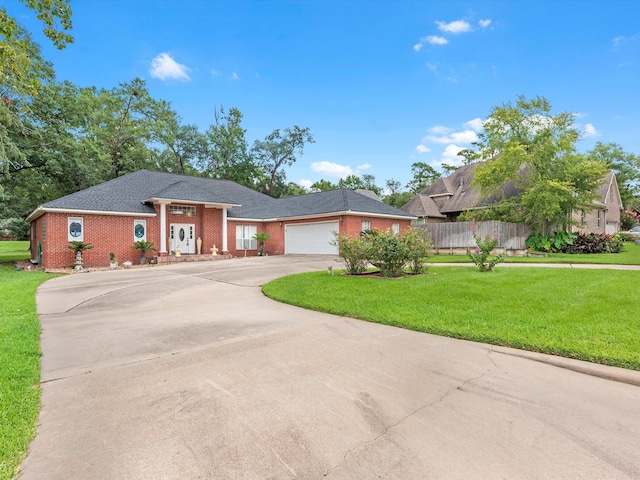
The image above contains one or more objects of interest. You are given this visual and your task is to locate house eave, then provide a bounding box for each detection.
[229,211,417,223]
[26,207,157,223]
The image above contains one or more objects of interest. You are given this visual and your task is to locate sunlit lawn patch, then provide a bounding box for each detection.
[263,266,640,370]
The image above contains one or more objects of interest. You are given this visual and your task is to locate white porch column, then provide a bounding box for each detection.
[222,207,228,252]
[160,203,168,253]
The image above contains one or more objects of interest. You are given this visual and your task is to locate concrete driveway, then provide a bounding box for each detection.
[20,255,640,479]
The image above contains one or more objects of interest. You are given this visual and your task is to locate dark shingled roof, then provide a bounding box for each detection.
[30,170,414,221]
[404,163,520,216]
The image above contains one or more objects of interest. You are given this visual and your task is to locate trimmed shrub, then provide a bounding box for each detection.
[331,233,369,275]
[332,228,432,277]
[561,233,624,254]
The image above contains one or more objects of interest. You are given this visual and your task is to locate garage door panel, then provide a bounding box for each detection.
[285,222,339,254]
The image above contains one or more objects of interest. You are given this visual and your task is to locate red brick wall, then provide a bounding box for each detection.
[34,209,414,267]
[35,212,161,268]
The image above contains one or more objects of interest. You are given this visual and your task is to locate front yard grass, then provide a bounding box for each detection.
[0,241,30,263]
[428,241,640,265]
[263,266,640,370]
[0,265,58,480]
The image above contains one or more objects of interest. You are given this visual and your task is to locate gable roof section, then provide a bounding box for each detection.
[27,170,414,222]
[401,194,446,218]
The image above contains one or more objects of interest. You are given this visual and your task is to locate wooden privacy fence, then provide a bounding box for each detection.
[413,221,531,252]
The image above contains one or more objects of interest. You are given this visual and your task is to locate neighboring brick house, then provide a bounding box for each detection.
[26,170,415,268]
[401,163,623,233]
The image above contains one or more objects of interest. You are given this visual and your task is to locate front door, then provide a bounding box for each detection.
[170,224,196,254]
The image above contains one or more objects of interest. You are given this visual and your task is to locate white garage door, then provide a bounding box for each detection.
[285,221,339,254]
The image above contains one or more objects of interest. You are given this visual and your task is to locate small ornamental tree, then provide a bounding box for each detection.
[331,233,369,275]
[467,221,505,272]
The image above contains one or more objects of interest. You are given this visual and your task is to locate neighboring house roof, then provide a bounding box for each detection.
[401,163,518,217]
[401,194,446,218]
[27,170,414,222]
[402,162,620,218]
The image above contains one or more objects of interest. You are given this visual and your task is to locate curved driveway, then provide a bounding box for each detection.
[20,256,640,479]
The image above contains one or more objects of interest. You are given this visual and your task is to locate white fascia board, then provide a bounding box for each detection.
[229,211,417,223]
[26,207,156,223]
[144,197,240,208]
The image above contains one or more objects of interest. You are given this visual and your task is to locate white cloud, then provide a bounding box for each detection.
[414,35,448,51]
[436,20,471,34]
[424,129,478,144]
[310,161,354,178]
[416,145,431,153]
[479,19,492,28]
[583,123,600,137]
[464,118,484,131]
[298,179,313,189]
[310,161,371,178]
[149,53,191,81]
[429,125,451,135]
[231,72,239,80]
[427,35,448,45]
[211,69,221,77]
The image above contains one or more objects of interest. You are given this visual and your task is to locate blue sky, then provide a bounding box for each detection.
[9,0,640,190]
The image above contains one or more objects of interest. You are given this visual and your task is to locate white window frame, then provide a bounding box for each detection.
[236,225,257,250]
[134,220,147,242]
[68,217,84,241]
[392,222,400,234]
[597,210,601,228]
[361,220,371,233]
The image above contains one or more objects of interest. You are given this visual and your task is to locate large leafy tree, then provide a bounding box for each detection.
[1,0,73,96]
[199,106,265,188]
[586,142,640,210]
[405,162,441,193]
[251,126,314,197]
[383,179,413,208]
[153,115,205,175]
[472,95,608,233]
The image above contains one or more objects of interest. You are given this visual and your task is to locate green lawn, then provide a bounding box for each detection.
[0,242,30,264]
[0,264,58,480]
[263,266,640,370]
[428,241,640,265]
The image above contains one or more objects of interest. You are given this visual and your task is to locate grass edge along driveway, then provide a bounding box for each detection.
[263,266,640,371]
[0,260,59,480]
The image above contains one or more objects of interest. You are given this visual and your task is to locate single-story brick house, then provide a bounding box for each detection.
[402,163,622,233]
[26,169,416,268]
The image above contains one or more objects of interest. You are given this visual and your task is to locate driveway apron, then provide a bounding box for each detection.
[19,256,640,479]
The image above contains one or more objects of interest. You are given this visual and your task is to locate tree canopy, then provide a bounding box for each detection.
[472,96,609,232]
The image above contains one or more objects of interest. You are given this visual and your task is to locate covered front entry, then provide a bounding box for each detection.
[170,223,196,254]
[285,221,339,255]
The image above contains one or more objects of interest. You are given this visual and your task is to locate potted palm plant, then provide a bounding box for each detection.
[253,232,271,256]
[131,240,156,264]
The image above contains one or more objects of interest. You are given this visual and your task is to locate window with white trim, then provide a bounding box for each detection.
[597,210,601,228]
[361,220,371,233]
[134,220,146,242]
[68,217,83,241]
[236,225,257,250]
[42,218,47,241]
[392,222,400,234]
